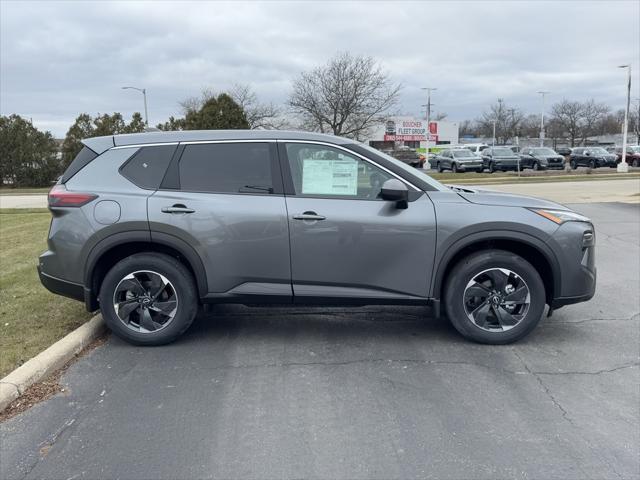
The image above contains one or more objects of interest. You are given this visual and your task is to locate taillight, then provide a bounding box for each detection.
[48,184,98,208]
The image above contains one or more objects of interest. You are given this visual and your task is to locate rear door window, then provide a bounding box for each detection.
[120,144,177,190]
[178,142,275,194]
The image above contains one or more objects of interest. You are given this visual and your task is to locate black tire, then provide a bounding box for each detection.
[570,160,577,169]
[476,168,484,173]
[437,162,443,173]
[488,161,496,173]
[589,159,596,169]
[532,161,539,171]
[99,252,198,346]
[452,163,458,173]
[632,159,639,168]
[443,250,546,344]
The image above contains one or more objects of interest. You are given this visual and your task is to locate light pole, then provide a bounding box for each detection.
[617,65,631,173]
[421,87,437,157]
[537,91,550,147]
[122,86,149,127]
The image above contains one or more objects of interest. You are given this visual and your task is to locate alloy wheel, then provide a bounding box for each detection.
[463,268,531,332]
[113,270,178,333]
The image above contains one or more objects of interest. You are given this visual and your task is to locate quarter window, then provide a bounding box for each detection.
[285,143,394,200]
[120,145,176,190]
[179,143,273,194]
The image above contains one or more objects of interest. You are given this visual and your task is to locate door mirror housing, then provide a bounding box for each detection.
[380,179,409,208]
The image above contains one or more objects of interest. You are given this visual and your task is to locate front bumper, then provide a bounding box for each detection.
[458,162,483,171]
[547,221,597,309]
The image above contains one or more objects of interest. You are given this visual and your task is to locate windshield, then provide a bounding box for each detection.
[628,146,640,153]
[357,144,449,192]
[531,148,556,156]
[452,150,476,158]
[588,148,608,155]
[492,147,515,156]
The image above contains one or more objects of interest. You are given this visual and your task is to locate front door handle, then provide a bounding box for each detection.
[293,211,326,221]
[161,204,195,214]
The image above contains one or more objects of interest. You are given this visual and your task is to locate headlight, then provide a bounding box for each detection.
[530,208,591,224]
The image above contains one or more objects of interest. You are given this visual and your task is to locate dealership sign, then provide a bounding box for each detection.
[384,119,438,142]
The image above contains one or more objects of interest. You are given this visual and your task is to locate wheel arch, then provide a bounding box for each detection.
[84,232,208,311]
[433,232,561,306]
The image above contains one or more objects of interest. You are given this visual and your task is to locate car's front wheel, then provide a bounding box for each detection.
[570,160,577,169]
[444,250,546,344]
[452,163,458,173]
[99,253,198,345]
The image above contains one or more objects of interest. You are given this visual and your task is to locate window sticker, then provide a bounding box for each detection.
[302,158,358,195]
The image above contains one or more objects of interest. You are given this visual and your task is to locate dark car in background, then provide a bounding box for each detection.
[383,147,425,168]
[569,147,618,169]
[614,145,640,167]
[434,148,484,173]
[481,146,521,172]
[519,147,566,170]
[556,146,572,158]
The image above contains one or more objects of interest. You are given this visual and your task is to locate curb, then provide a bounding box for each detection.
[0,314,105,412]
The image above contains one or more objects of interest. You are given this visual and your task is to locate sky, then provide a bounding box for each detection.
[1,0,639,138]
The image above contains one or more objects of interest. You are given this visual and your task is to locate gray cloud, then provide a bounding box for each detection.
[1,0,638,137]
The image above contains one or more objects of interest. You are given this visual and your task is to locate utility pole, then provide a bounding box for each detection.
[537,91,550,147]
[617,65,631,173]
[421,87,437,157]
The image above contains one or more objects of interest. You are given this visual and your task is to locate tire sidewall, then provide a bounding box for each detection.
[99,253,198,345]
[444,250,546,344]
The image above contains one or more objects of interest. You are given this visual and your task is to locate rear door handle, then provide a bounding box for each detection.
[293,211,326,221]
[161,205,195,214]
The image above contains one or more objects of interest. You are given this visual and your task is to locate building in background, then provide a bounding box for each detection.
[363,117,459,153]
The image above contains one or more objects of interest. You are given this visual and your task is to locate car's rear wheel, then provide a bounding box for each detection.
[444,250,546,344]
[437,162,443,173]
[99,253,198,345]
[488,161,496,173]
[632,159,639,167]
[532,161,539,171]
[570,160,577,169]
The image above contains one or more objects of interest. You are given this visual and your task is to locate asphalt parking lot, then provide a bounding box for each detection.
[1,202,639,480]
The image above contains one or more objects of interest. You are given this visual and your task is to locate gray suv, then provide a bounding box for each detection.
[39,130,596,345]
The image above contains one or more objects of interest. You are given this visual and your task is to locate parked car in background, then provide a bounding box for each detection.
[556,146,572,158]
[38,130,596,346]
[569,147,618,169]
[462,143,489,157]
[519,147,566,170]
[614,145,640,167]
[384,147,426,168]
[433,149,484,173]
[481,146,522,172]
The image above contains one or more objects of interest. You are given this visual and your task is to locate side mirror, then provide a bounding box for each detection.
[585,151,590,156]
[380,179,409,208]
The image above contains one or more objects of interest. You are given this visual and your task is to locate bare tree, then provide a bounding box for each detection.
[580,99,610,143]
[230,84,287,129]
[432,112,448,121]
[550,100,583,147]
[288,52,401,140]
[458,119,478,137]
[550,99,610,146]
[477,99,524,144]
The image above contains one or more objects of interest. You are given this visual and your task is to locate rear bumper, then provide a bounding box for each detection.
[38,266,84,303]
